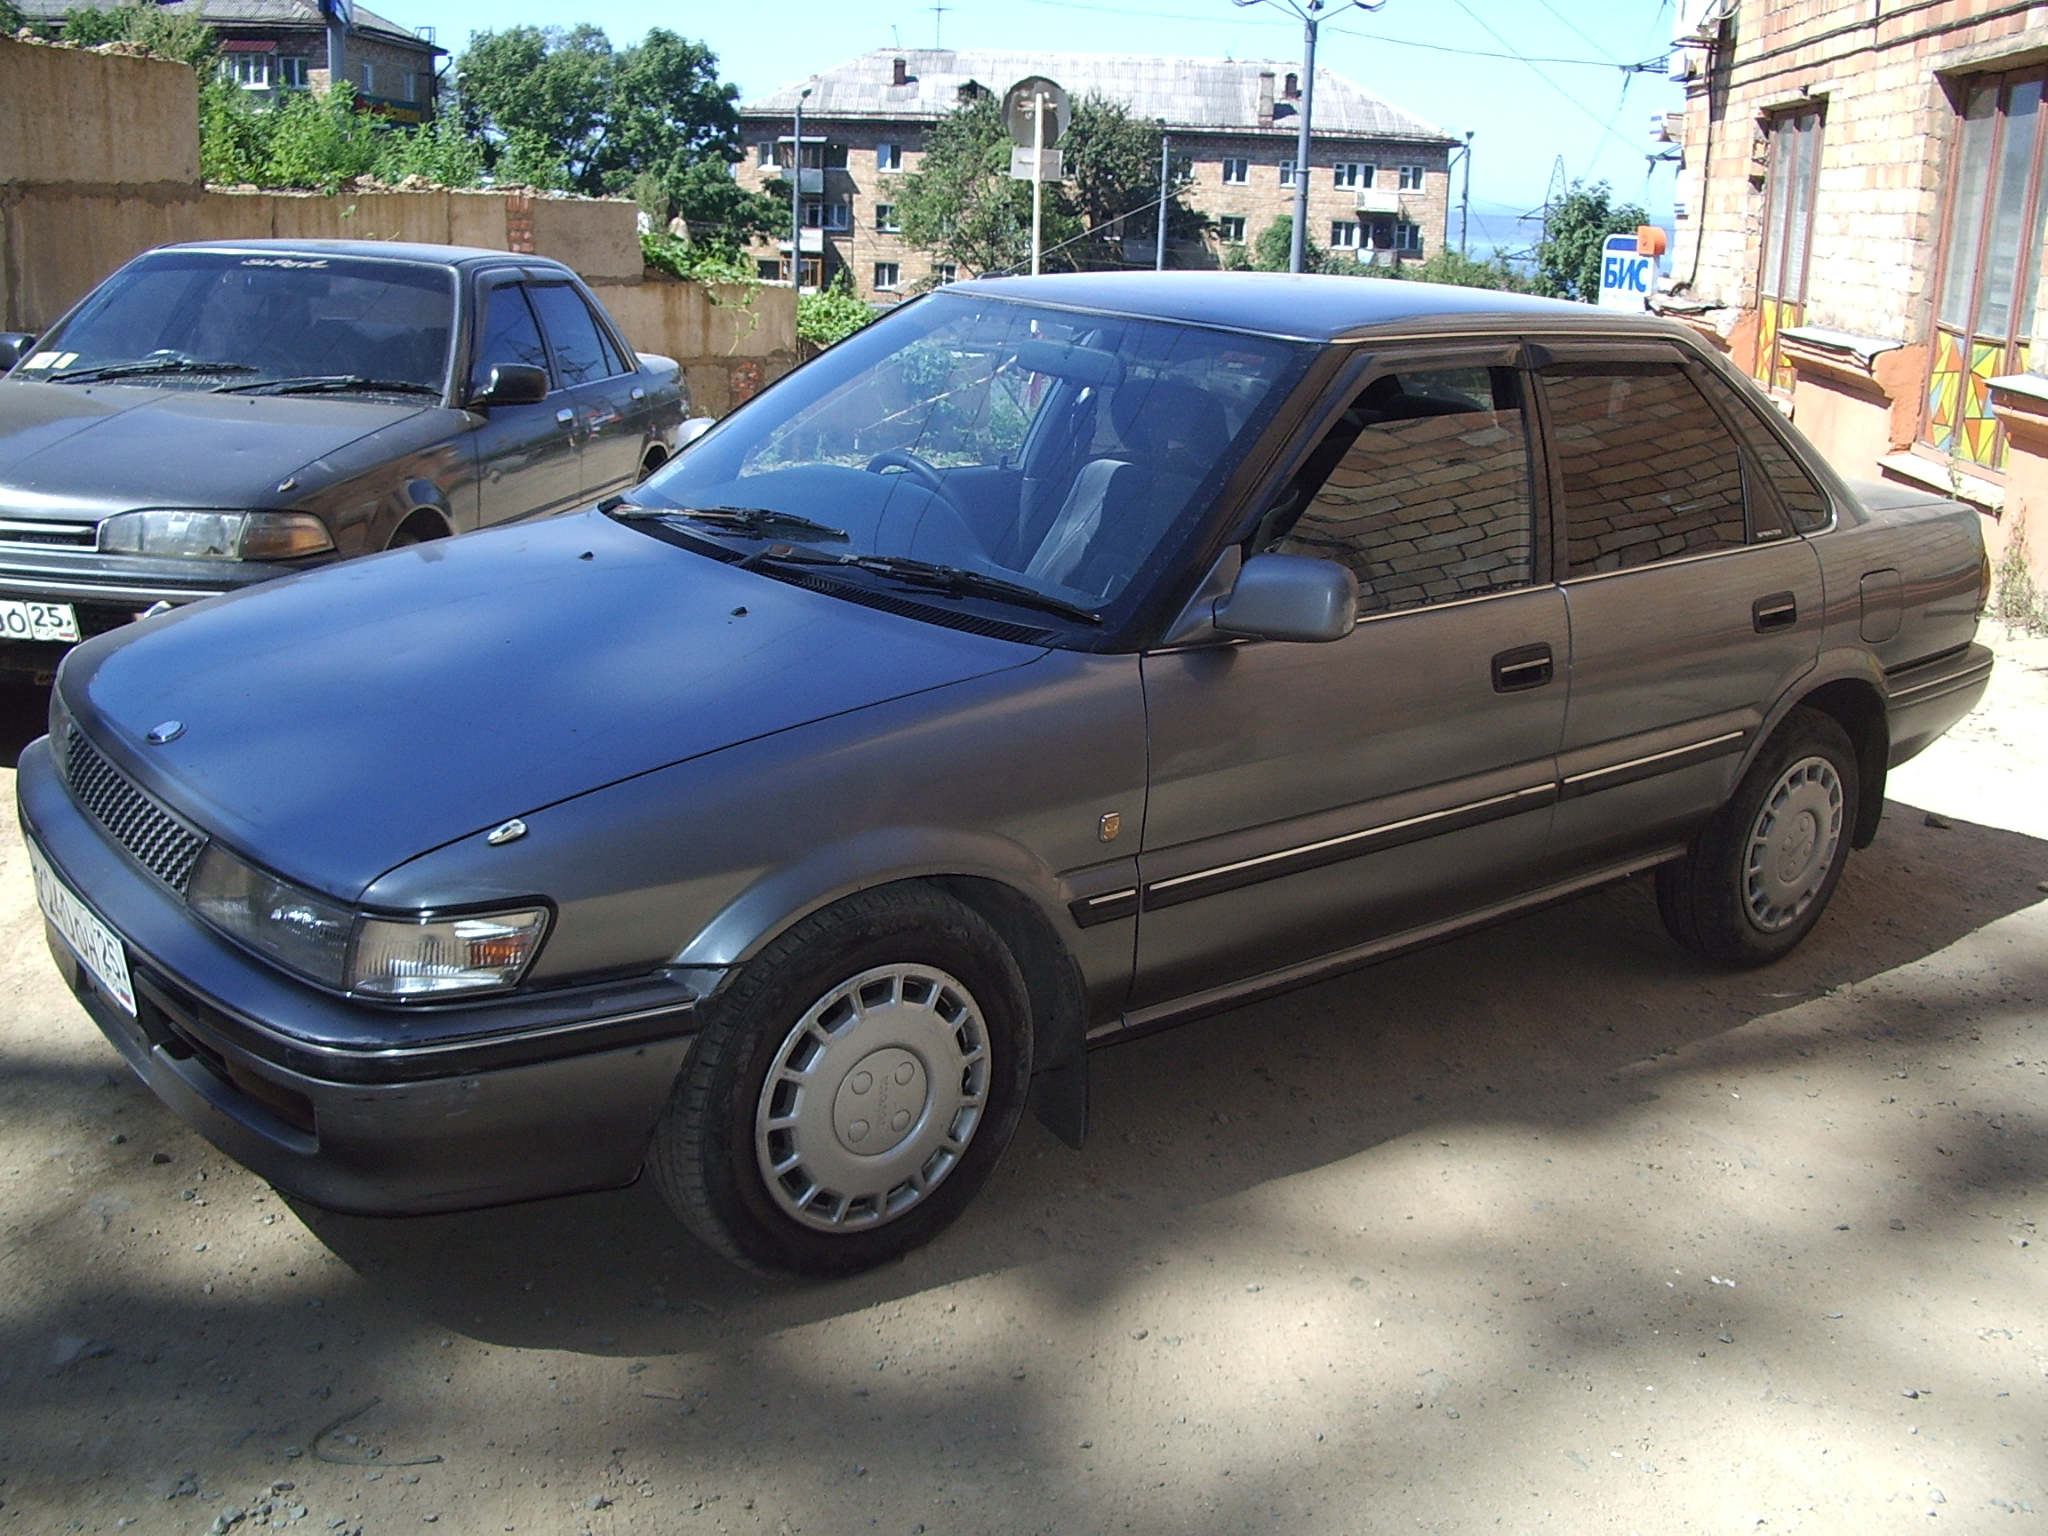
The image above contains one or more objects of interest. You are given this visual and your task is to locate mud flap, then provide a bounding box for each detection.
[1028,1056,1087,1150]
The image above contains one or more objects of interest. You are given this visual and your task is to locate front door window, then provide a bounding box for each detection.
[1925,70,2048,469]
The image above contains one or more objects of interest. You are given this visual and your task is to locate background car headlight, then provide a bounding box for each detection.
[188,845,353,988]
[98,510,334,561]
[347,910,550,999]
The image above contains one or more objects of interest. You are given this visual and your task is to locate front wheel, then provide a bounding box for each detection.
[647,885,1032,1277]
[1657,707,1859,967]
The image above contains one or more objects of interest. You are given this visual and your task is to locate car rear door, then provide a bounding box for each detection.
[1129,347,1569,1017]
[525,279,646,500]
[466,274,584,528]
[1530,339,1825,876]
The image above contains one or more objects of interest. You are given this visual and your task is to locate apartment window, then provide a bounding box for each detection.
[757,258,782,281]
[1394,220,1422,253]
[935,263,957,284]
[277,55,307,87]
[221,52,271,88]
[1278,159,1298,187]
[756,142,775,166]
[820,202,851,231]
[874,203,901,233]
[775,255,824,287]
[874,261,901,290]
[1754,108,1823,394]
[822,143,849,169]
[1329,221,1360,248]
[1332,162,1364,189]
[1218,215,1246,243]
[1220,157,1248,185]
[1397,164,1425,190]
[399,70,417,102]
[801,201,822,228]
[356,61,374,94]
[1925,67,2048,469]
[876,143,903,171]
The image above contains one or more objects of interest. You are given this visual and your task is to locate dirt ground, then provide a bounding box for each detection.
[2,632,2044,1536]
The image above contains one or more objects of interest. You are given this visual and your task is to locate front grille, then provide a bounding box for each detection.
[57,725,207,893]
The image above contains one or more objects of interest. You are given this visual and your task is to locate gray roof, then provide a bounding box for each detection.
[16,0,440,52]
[744,48,1453,144]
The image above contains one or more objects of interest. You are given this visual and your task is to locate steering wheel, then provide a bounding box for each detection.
[863,449,960,511]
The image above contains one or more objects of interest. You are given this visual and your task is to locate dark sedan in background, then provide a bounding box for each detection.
[0,239,689,676]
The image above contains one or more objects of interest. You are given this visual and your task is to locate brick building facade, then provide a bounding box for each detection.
[1660,0,2048,592]
[737,49,1457,302]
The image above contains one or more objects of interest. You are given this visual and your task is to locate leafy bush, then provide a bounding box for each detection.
[641,230,758,285]
[797,272,875,349]
[63,2,215,64]
[1381,248,1536,292]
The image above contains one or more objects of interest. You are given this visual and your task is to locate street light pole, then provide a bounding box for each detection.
[1030,90,1046,276]
[1458,130,1473,256]
[790,85,811,292]
[1234,0,1386,275]
[1155,128,1171,270]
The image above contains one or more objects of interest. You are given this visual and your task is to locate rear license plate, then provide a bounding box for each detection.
[0,599,80,643]
[29,841,136,1015]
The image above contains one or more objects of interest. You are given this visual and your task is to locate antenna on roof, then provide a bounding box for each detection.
[928,0,950,47]
[891,23,901,48]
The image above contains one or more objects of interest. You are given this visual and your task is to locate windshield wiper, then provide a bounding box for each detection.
[742,545,1100,625]
[50,358,258,383]
[611,503,849,542]
[216,375,442,398]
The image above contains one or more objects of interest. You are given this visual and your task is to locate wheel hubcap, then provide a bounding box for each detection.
[1743,755,1845,933]
[756,963,989,1232]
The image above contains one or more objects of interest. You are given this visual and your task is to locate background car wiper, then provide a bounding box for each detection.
[216,375,443,398]
[611,503,849,542]
[743,545,1100,625]
[50,358,257,383]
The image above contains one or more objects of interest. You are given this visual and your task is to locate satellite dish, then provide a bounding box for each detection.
[1002,77,1071,149]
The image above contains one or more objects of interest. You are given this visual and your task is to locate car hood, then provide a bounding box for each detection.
[0,379,433,518]
[64,509,1046,899]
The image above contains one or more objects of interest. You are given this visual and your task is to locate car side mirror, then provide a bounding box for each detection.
[0,334,38,373]
[1212,553,1358,643]
[468,364,549,407]
[676,416,715,450]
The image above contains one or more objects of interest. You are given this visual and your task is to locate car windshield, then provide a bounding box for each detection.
[628,291,1307,623]
[17,251,456,394]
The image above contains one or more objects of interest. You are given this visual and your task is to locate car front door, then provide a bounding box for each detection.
[1129,350,1570,1018]
[525,279,645,500]
[467,275,583,528]
[1532,342,1827,875]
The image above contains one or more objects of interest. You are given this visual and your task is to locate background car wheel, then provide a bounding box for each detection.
[638,448,668,483]
[647,884,1033,1278]
[385,511,448,550]
[1656,706,1859,968]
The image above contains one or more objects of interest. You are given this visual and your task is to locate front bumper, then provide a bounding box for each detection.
[18,737,701,1215]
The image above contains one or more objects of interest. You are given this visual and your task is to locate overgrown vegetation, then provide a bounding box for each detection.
[639,229,757,285]
[1992,508,2047,633]
[1383,248,1537,291]
[60,2,215,65]
[796,271,875,348]
[1532,179,1649,302]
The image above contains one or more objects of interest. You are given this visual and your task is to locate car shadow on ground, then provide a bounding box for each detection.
[290,796,2048,1354]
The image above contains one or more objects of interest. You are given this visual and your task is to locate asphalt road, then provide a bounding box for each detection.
[3,635,2044,1535]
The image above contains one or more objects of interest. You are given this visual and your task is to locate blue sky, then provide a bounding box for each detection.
[402,0,1686,257]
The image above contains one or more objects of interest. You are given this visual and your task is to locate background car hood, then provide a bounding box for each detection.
[64,510,1044,899]
[0,380,431,518]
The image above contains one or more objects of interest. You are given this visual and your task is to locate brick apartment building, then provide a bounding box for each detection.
[1660,0,2048,590]
[736,49,1459,301]
[19,0,443,123]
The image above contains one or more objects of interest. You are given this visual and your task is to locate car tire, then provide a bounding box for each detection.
[1656,707,1859,968]
[647,884,1033,1278]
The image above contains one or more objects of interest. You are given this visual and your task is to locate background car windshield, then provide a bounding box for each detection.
[25,252,455,390]
[637,292,1304,612]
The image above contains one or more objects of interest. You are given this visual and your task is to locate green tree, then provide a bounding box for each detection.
[1386,247,1536,292]
[456,25,743,197]
[661,159,786,253]
[198,76,268,184]
[1252,214,1325,273]
[1060,94,1206,263]
[63,2,215,65]
[896,93,1079,278]
[1533,179,1649,302]
[0,0,25,32]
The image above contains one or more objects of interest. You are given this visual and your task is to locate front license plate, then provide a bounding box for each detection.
[29,841,136,1016]
[0,598,80,643]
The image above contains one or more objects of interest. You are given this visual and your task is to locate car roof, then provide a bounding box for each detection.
[957,271,1693,345]
[147,238,577,276]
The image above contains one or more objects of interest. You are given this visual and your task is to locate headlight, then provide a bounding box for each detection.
[188,845,549,999]
[98,510,335,561]
[348,910,550,999]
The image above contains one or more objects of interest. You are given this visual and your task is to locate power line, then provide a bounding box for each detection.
[1530,0,1619,64]
[1439,0,1645,164]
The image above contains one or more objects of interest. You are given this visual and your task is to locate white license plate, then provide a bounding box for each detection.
[29,841,136,1016]
[0,599,80,643]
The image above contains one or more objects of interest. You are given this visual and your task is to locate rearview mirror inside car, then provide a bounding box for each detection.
[469,364,550,407]
[1211,553,1358,643]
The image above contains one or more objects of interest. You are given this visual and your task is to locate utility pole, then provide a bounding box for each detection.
[1458,131,1473,256]
[1155,127,1171,270]
[1030,89,1046,275]
[790,84,811,292]
[1234,0,1386,274]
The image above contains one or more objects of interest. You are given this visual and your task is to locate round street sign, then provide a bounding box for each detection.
[1002,77,1071,149]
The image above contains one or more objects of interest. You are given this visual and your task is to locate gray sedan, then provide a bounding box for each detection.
[19,273,1991,1277]
[0,239,687,675]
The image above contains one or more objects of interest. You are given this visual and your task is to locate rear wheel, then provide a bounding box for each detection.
[1657,707,1859,966]
[647,885,1032,1277]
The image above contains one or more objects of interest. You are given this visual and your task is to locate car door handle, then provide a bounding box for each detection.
[1752,591,1798,632]
[1492,642,1554,693]
[555,408,575,425]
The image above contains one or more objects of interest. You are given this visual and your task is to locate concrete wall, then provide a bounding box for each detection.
[0,35,797,413]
